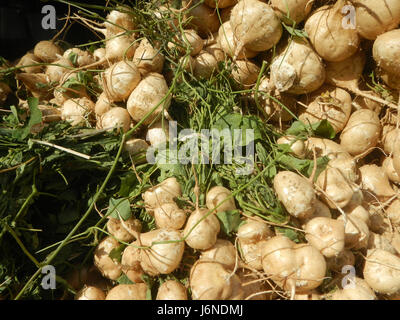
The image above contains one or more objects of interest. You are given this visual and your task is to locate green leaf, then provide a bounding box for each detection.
[286,119,336,139]
[10,105,19,125]
[68,51,78,66]
[118,172,139,197]
[282,23,308,38]
[116,273,134,285]
[140,274,154,300]
[12,97,42,140]
[275,227,301,243]
[277,153,329,180]
[107,198,132,220]
[212,113,263,146]
[313,120,336,139]
[216,209,242,236]
[109,244,126,263]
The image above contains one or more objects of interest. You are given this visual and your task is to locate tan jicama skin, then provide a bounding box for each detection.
[139,229,185,276]
[359,164,395,200]
[326,249,355,273]
[186,2,220,37]
[142,177,182,213]
[383,128,400,155]
[153,202,187,230]
[379,68,400,90]
[338,215,370,250]
[261,236,327,294]
[45,57,73,83]
[183,208,220,250]
[299,85,352,134]
[301,199,332,228]
[61,97,95,127]
[394,144,400,177]
[353,92,383,114]
[105,284,148,300]
[237,268,274,300]
[105,33,137,61]
[373,29,400,76]
[327,157,359,183]
[386,199,400,226]
[93,48,106,61]
[63,48,95,67]
[0,83,11,105]
[277,136,306,159]
[218,22,258,60]
[346,205,370,227]
[104,7,136,35]
[382,156,400,185]
[206,186,236,214]
[200,239,237,270]
[204,42,225,63]
[17,53,42,73]
[177,30,203,56]
[127,73,171,125]
[270,38,325,94]
[293,291,322,300]
[193,50,219,79]
[98,107,132,133]
[330,277,376,300]
[133,38,165,75]
[364,249,400,295]
[76,8,137,63]
[75,286,106,300]
[15,73,51,100]
[270,0,313,24]
[121,244,144,283]
[255,77,297,123]
[316,167,355,209]
[354,0,400,40]
[67,265,112,293]
[229,0,282,56]
[231,60,260,88]
[94,92,113,118]
[104,61,141,102]
[156,280,188,300]
[237,218,274,270]
[305,217,345,258]
[368,232,397,255]
[106,216,141,243]
[305,137,352,161]
[123,138,149,162]
[325,49,395,109]
[273,171,316,219]
[340,109,381,156]
[190,261,243,300]
[146,120,169,147]
[33,41,64,63]
[94,236,122,281]
[384,232,400,255]
[305,1,360,62]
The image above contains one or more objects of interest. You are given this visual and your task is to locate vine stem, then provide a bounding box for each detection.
[14,134,126,300]
[14,62,183,300]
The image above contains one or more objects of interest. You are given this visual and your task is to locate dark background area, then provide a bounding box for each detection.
[0,0,107,61]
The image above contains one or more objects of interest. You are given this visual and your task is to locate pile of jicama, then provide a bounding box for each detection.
[2,0,400,300]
